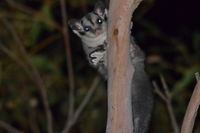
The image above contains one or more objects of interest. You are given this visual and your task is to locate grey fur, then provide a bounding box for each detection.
[68,1,153,133]
[130,38,154,133]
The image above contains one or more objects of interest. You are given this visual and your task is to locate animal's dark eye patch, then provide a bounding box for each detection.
[104,16,107,21]
[80,20,83,25]
[79,31,85,35]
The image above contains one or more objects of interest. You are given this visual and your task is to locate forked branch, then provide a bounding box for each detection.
[153,75,179,133]
[1,19,53,133]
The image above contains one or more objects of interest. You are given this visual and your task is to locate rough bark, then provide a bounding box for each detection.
[106,0,143,133]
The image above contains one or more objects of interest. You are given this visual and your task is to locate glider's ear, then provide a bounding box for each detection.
[68,19,82,31]
[94,1,106,16]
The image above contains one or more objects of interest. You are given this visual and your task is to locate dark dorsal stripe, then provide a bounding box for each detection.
[80,20,83,25]
[93,11,107,22]
[86,14,95,26]
[104,15,107,22]
[79,31,85,35]
[93,11,101,18]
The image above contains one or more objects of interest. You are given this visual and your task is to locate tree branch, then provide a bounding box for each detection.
[0,44,31,76]
[6,0,62,31]
[61,76,100,133]
[1,19,53,133]
[60,0,75,121]
[0,121,24,133]
[106,0,143,133]
[152,81,167,101]
[181,72,200,133]
[153,75,179,133]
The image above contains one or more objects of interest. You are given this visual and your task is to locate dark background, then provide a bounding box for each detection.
[0,0,199,133]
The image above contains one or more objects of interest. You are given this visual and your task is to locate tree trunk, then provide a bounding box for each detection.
[106,0,143,133]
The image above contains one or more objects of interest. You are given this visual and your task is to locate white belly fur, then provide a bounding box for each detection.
[82,32,107,47]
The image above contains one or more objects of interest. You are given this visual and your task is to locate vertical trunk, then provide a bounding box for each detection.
[106,0,143,133]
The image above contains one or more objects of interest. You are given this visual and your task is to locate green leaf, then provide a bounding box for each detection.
[27,5,53,46]
[41,4,53,30]
[28,21,41,46]
[30,55,55,74]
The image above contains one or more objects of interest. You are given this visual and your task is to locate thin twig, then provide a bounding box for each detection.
[160,74,171,98]
[159,75,179,133]
[181,72,200,133]
[153,76,179,133]
[61,76,100,133]
[1,19,28,60]
[1,19,53,133]
[73,76,100,123]
[0,44,31,75]
[0,44,43,133]
[0,121,24,133]
[152,81,167,101]
[6,0,62,31]
[28,110,41,133]
[60,0,75,124]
